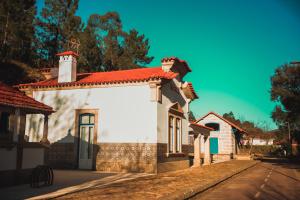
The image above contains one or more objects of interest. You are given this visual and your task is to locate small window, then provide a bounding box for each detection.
[205,123,220,131]
[0,112,10,134]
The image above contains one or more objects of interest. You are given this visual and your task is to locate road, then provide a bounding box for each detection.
[191,159,300,200]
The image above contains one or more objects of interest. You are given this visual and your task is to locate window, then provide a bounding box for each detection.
[176,118,181,152]
[0,112,10,134]
[168,115,182,153]
[205,123,220,131]
[168,116,174,153]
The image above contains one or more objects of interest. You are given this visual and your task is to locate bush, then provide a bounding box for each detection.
[243,145,281,156]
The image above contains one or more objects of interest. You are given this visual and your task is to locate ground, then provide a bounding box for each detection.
[1,159,299,200]
[192,158,300,200]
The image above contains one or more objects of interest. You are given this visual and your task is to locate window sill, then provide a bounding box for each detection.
[166,152,186,157]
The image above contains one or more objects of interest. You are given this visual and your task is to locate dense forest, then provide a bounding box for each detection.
[0,0,153,85]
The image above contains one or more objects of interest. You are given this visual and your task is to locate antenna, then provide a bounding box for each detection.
[67,38,80,54]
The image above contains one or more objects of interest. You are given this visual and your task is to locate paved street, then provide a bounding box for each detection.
[192,159,300,200]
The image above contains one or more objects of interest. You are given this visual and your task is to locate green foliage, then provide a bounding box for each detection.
[35,0,83,66]
[0,60,44,85]
[271,62,300,143]
[0,1,154,84]
[244,145,281,156]
[222,111,273,139]
[189,111,196,122]
[0,0,36,64]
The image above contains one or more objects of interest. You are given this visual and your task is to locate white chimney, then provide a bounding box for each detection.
[57,51,78,83]
[161,57,175,72]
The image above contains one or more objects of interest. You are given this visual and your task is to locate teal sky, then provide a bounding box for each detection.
[37,0,300,129]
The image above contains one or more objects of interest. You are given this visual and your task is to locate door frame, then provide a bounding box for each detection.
[74,109,99,170]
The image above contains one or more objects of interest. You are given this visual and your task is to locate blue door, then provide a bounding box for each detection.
[210,138,219,154]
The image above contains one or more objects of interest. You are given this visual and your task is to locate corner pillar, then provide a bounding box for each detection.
[40,114,50,144]
[204,136,211,165]
[193,133,201,167]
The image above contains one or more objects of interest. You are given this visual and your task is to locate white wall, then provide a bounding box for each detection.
[157,79,189,145]
[22,148,45,169]
[198,114,234,154]
[0,148,17,170]
[26,84,157,144]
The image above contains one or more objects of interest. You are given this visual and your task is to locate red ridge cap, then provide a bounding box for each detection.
[195,111,246,133]
[17,67,178,89]
[56,51,79,57]
[190,121,214,131]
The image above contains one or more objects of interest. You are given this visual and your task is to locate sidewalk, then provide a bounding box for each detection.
[0,170,150,200]
[56,160,258,200]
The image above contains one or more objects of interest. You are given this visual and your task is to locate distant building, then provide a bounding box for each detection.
[195,112,246,163]
[251,137,274,146]
[0,82,53,187]
[18,52,198,173]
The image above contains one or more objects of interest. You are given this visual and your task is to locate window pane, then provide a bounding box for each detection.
[80,127,87,159]
[89,115,95,124]
[205,123,220,131]
[176,118,181,152]
[88,127,94,159]
[169,116,174,152]
[80,115,89,124]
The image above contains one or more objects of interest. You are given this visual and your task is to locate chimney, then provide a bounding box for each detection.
[161,57,176,72]
[56,51,78,83]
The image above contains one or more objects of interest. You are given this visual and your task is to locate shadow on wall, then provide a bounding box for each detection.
[163,81,186,108]
[46,130,77,169]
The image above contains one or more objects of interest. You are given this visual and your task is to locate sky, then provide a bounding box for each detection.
[36,0,300,130]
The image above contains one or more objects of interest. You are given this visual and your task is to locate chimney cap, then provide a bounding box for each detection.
[56,51,79,57]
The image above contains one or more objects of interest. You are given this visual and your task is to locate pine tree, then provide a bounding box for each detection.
[271,62,300,143]
[0,0,36,64]
[119,29,153,69]
[78,14,103,72]
[35,0,83,66]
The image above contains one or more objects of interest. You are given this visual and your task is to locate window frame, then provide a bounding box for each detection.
[168,114,182,154]
[204,122,220,131]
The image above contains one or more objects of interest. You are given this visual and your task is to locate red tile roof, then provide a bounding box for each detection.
[18,67,178,89]
[0,82,54,113]
[187,82,198,99]
[195,111,246,133]
[56,51,79,57]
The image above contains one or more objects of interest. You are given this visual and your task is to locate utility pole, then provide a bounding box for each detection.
[287,122,291,145]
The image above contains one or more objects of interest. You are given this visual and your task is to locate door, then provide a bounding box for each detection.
[78,113,95,169]
[210,137,219,154]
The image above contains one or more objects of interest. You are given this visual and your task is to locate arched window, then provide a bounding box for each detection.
[205,123,220,131]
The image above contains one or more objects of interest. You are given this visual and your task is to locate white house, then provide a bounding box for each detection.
[195,112,245,162]
[0,82,53,187]
[17,52,198,173]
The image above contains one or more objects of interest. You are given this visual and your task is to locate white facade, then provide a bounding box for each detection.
[157,78,189,145]
[26,84,158,144]
[197,114,236,155]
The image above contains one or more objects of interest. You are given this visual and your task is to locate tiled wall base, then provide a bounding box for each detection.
[47,143,76,169]
[46,142,192,173]
[212,154,232,162]
[157,160,190,173]
[96,143,157,173]
[157,143,191,172]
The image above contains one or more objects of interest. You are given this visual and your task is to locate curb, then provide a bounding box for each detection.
[162,161,260,200]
